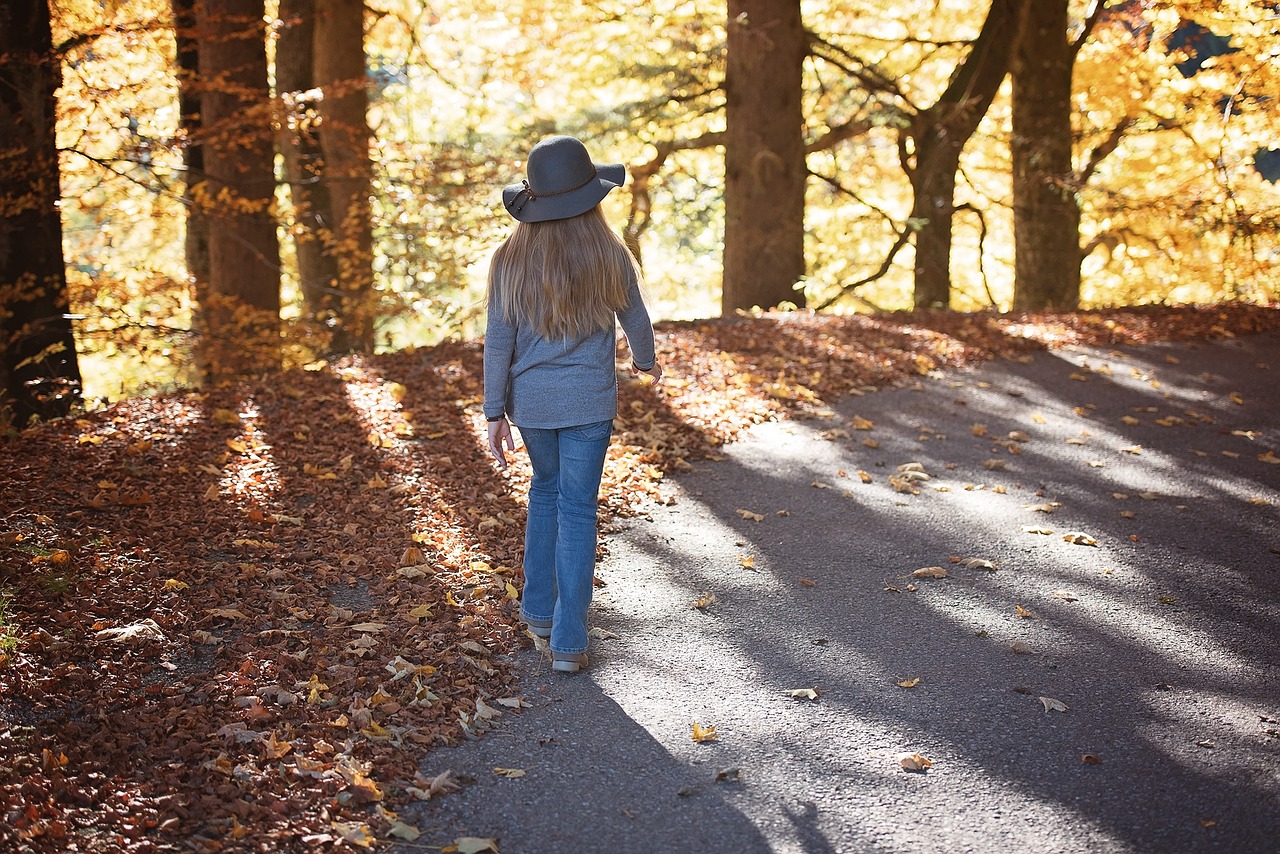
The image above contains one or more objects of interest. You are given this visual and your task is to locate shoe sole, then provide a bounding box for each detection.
[551,653,587,673]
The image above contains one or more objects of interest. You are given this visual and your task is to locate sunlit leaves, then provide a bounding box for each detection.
[691,722,719,743]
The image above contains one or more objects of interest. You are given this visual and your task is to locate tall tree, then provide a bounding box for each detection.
[277,0,340,343]
[193,0,281,377]
[0,0,83,426]
[173,0,209,338]
[313,0,373,351]
[1010,0,1085,310]
[904,0,1027,308]
[722,0,807,314]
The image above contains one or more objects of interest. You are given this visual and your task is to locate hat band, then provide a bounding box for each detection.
[511,168,599,215]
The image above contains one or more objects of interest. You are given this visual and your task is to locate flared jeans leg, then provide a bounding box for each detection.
[516,419,613,655]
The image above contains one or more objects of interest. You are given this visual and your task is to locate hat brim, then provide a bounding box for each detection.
[502,162,626,223]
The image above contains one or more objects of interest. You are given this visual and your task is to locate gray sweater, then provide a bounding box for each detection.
[482,272,657,430]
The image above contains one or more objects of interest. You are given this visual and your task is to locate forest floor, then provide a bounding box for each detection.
[1,304,1279,852]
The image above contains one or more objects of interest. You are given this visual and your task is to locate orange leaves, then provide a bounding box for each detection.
[898,752,932,772]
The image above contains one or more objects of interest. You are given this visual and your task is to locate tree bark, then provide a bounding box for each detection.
[722,0,807,314]
[905,0,1027,309]
[1011,0,1081,310]
[314,0,373,352]
[0,0,83,426]
[277,0,340,342]
[194,0,281,377]
[173,0,209,364]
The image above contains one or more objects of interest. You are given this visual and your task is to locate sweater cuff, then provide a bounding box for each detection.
[486,414,506,422]
[632,358,656,372]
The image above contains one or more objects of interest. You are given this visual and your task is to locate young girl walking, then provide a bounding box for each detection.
[483,135,662,673]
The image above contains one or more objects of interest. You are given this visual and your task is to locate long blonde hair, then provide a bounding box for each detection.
[487,205,640,341]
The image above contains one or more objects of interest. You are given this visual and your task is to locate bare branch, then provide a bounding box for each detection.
[1070,0,1109,62]
[1077,117,1134,185]
[814,229,913,311]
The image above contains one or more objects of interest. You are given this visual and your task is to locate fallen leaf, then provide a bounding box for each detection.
[1025,502,1061,514]
[1052,590,1079,602]
[331,821,376,848]
[912,566,948,579]
[1024,526,1054,535]
[784,688,820,701]
[95,619,166,643]
[1229,392,1244,405]
[857,469,873,483]
[1015,605,1037,619]
[691,722,719,743]
[714,767,741,782]
[898,752,932,772]
[736,508,764,522]
[961,557,997,571]
[1082,754,1102,764]
[852,415,874,430]
[1062,531,1098,546]
[798,578,816,587]
[162,578,189,591]
[896,677,920,688]
[737,554,756,569]
[1010,640,1036,654]
[692,591,716,609]
[1039,696,1069,713]
[450,837,500,854]
[493,767,525,778]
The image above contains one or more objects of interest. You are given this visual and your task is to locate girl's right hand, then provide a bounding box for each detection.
[488,417,515,469]
[634,361,663,384]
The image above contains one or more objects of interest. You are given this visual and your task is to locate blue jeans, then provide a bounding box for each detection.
[516,419,613,655]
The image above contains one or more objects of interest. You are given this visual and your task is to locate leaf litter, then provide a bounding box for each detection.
[2,305,1277,847]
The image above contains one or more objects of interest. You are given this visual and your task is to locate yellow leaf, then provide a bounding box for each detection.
[1062,531,1098,546]
[162,579,188,591]
[212,408,241,426]
[898,752,932,772]
[1015,605,1037,619]
[504,582,519,600]
[896,677,920,688]
[1229,392,1244,405]
[1121,415,1141,425]
[493,767,525,778]
[1031,413,1047,424]
[1024,526,1054,535]
[851,415,874,430]
[857,469,873,483]
[691,722,719,743]
[1025,502,1061,514]
[365,474,389,490]
[331,821,376,848]
[863,438,880,449]
[970,423,988,437]
[693,591,716,609]
[361,722,393,740]
[226,439,249,454]
[387,820,421,841]
[738,554,756,569]
[386,381,408,403]
[912,566,948,579]
[449,838,500,854]
[736,508,764,522]
[1258,451,1280,465]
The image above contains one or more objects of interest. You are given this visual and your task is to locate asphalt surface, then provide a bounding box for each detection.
[397,332,1280,854]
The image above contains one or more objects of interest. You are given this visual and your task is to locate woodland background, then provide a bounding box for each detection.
[2,1,1280,848]
[1,0,1277,428]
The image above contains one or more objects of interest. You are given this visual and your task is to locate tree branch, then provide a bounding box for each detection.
[814,228,913,311]
[1070,0,1109,63]
[1077,117,1133,185]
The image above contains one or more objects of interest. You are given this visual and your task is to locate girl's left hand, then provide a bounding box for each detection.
[488,417,515,469]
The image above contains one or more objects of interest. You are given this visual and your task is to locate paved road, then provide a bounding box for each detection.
[398,332,1280,854]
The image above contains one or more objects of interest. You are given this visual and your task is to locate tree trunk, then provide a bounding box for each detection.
[908,138,961,309]
[314,0,373,352]
[277,0,340,345]
[0,0,83,426]
[173,0,209,367]
[722,0,807,314]
[1011,0,1080,310]
[906,0,1028,309]
[194,0,281,377]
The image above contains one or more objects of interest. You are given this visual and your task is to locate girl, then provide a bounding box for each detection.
[483,136,662,673]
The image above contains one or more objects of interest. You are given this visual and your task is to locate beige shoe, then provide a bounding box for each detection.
[551,651,588,673]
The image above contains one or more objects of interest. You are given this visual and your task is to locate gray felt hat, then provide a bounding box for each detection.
[502,136,626,223]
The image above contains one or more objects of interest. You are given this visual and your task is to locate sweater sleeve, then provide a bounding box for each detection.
[616,270,656,370]
[482,299,516,421]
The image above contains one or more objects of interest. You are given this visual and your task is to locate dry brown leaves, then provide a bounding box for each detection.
[0,303,1277,848]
